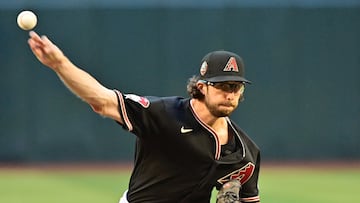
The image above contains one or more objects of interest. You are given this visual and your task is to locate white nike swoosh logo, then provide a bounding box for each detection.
[180,126,193,133]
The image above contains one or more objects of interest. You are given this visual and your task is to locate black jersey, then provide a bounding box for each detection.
[115,90,260,203]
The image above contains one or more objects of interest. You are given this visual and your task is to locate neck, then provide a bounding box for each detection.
[190,99,229,145]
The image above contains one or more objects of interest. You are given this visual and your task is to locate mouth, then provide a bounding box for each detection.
[220,105,235,110]
[220,102,235,107]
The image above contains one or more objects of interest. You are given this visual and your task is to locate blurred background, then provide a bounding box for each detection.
[0,0,359,164]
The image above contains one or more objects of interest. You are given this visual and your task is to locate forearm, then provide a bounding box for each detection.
[55,57,120,119]
[55,57,111,108]
[28,31,121,122]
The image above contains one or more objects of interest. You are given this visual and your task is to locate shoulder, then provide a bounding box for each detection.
[123,94,186,108]
[147,96,189,110]
[124,95,190,118]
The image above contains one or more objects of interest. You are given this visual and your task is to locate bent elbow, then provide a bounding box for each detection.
[90,103,106,116]
[88,90,120,120]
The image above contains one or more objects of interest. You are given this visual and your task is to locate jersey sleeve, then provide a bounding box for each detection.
[114,90,163,138]
[240,151,261,202]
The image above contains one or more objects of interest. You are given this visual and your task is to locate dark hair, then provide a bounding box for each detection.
[186,75,204,99]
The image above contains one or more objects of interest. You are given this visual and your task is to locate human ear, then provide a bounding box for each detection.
[196,82,206,94]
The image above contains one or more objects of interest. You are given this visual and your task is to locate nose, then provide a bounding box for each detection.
[225,91,236,100]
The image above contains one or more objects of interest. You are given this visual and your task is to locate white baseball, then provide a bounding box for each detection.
[17,10,37,30]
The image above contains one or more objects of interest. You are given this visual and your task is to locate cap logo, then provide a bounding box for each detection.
[200,61,208,76]
[223,57,239,72]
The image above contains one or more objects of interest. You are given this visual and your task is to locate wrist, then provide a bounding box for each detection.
[53,55,70,72]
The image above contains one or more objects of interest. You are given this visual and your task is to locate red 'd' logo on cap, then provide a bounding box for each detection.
[223,57,239,72]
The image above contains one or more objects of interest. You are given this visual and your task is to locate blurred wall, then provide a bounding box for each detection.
[0,3,359,162]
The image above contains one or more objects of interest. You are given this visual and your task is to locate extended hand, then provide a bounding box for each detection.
[28,31,67,71]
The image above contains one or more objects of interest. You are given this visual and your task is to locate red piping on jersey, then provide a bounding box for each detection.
[225,117,246,159]
[240,196,260,202]
[114,90,133,132]
[189,99,221,160]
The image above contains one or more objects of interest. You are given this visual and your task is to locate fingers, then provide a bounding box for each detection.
[28,32,44,55]
[40,35,56,55]
[28,31,54,48]
[28,31,54,55]
[29,31,39,39]
[28,40,44,60]
[28,31,43,45]
[28,31,52,64]
[41,35,53,45]
[28,33,44,55]
[27,31,66,69]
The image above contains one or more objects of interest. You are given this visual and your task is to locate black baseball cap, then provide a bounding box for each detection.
[199,50,251,84]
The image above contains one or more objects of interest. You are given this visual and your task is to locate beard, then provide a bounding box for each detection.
[204,99,238,117]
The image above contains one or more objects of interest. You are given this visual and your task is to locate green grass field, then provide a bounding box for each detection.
[0,163,359,203]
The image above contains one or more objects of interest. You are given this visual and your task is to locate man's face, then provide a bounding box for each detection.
[202,81,245,117]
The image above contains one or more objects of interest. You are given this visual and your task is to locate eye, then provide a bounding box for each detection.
[213,83,245,93]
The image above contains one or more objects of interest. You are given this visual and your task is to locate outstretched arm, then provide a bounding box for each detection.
[28,31,123,124]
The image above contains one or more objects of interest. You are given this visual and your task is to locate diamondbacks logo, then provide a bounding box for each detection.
[223,57,239,72]
[125,94,150,108]
[217,162,255,185]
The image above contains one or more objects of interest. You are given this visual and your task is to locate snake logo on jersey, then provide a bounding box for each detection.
[217,162,255,185]
[124,94,150,108]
